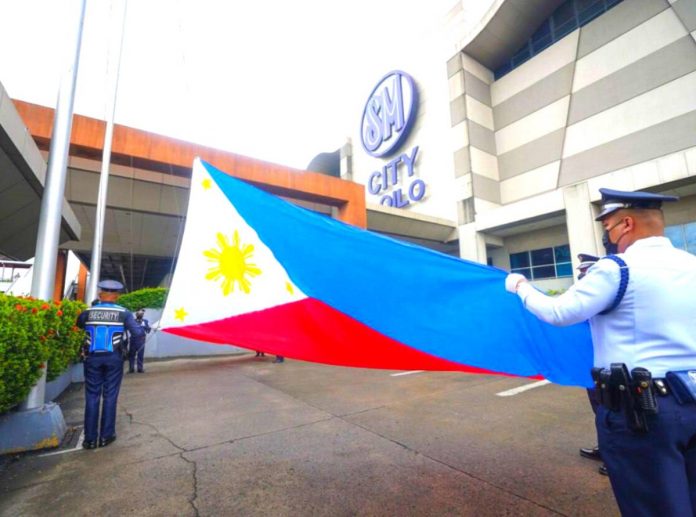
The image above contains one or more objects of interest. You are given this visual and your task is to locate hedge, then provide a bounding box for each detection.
[118,287,168,311]
[0,294,86,414]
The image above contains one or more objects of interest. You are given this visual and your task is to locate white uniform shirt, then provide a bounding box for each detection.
[516,237,696,377]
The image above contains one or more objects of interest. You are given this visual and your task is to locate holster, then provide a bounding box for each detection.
[590,363,657,433]
[665,370,696,405]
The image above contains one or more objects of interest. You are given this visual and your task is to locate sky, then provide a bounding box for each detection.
[0,0,492,170]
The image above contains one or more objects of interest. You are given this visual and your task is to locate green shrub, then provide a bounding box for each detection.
[0,294,86,413]
[118,287,168,311]
[45,299,87,382]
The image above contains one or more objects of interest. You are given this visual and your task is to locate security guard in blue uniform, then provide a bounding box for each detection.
[76,280,144,449]
[505,188,696,516]
[128,308,151,373]
[574,253,610,475]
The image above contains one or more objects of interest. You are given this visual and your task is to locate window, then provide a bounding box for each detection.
[494,0,623,79]
[510,244,572,280]
[0,267,16,282]
[665,222,696,255]
[530,19,552,53]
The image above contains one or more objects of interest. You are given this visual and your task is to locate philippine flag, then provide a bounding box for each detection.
[160,159,593,387]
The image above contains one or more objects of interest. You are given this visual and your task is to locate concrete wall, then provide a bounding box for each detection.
[349,30,458,222]
[140,309,245,359]
[445,0,696,272]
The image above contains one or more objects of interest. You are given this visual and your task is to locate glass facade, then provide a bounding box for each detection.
[665,222,696,255]
[510,244,572,279]
[494,0,623,79]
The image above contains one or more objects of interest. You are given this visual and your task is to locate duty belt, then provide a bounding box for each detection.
[591,363,659,433]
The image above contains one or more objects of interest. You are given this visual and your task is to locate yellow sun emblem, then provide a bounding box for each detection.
[203,231,261,295]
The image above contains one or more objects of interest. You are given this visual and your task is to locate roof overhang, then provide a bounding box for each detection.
[0,88,80,260]
[461,0,564,70]
[367,203,458,243]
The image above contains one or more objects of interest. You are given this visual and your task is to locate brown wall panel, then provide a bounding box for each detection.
[13,100,366,228]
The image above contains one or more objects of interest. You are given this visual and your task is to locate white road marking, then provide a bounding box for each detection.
[496,379,551,397]
[39,430,85,456]
[390,370,425,377]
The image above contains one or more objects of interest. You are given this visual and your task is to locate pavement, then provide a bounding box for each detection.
[0,355,618,516]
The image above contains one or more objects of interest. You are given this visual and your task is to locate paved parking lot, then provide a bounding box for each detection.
[0,355,618,516]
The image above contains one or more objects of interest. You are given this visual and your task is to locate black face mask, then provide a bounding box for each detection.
[602,220,624,255]
[602,231,617,255]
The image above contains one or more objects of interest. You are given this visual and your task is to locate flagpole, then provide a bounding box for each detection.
[86,0,129,303]
[20,0,88,412]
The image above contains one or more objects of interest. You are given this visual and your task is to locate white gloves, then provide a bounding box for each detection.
[505,273,527,293]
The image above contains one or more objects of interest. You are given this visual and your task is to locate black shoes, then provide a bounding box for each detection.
[99,436,117,448]
[579,446,601,461]
[84,436,117,449]
[137,369,144,373]
[580,446,608,476]
[128,368,135,374]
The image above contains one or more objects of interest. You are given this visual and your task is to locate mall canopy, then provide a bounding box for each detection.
[0,83,80,261]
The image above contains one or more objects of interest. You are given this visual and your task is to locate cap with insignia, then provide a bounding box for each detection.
[576,253,599,271]
[97,279,124,292]
[595,188,679,221]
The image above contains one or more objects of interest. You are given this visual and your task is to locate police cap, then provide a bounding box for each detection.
[97,279,124,292]
[595,188,679,221]
[576,253,599,271]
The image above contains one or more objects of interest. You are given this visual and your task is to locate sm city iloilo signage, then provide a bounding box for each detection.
[360,70,425,208]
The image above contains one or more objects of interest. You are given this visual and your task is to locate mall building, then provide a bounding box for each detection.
[343,0,696,291]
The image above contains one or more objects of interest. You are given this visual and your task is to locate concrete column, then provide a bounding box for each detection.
[562,183,602,270]
[339,139,352,182]
[458,222,487,264]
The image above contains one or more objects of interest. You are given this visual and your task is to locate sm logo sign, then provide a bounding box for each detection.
[360,70,418,158]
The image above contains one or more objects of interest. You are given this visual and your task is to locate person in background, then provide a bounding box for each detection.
[128,308,151,373]
[574,253,608,476]
[77,280,144,449]
[505,188,696,515]
[273,355,284,363]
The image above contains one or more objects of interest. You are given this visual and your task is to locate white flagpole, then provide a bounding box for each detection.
[85,0,129,303]
[21,0,88,411]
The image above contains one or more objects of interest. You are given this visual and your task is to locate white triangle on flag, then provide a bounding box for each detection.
[160,159,307,329]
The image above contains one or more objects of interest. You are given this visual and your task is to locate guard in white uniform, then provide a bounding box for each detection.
[505,188,696,517]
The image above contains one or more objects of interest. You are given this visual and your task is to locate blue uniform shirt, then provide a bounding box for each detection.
[517,237,696,377]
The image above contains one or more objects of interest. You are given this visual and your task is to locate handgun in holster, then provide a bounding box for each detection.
[610,363,648,433]
[631,367,658,415]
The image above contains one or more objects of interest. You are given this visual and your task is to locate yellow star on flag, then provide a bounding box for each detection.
[285,281,294,295]
[201,178,212,190]
[174,307,188,322]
